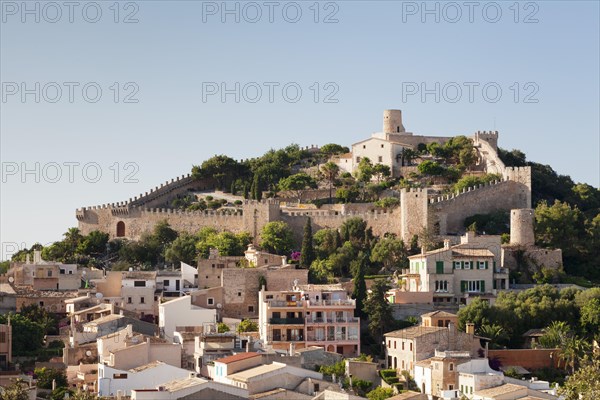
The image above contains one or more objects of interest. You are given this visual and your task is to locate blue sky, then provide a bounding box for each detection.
[1,0,599,259]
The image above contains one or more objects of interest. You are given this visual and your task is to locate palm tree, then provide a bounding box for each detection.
[478,324,509,349]
[320,162,340,204]
[539,321,571,348]
[559,336,592,374]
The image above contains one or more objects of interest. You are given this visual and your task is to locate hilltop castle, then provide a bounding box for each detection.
[76,110,532,246]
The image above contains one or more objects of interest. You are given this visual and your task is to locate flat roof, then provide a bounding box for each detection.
[83,314,123,326]
[421,310,457,318]
[129,360,164,373]
[214,352,260,365]
[228,363,285,382]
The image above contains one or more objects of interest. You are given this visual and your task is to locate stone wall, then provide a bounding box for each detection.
[488,349,559,370]
[220,268,308,319]
[430,179,530,235]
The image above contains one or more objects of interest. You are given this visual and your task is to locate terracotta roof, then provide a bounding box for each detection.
[421,310,457,318]
[384,326,446,339]
[474,383,525,397]
[214,352,260,364]
[452,248,494,257]
[522,329,545,337]
[388,391,427,400]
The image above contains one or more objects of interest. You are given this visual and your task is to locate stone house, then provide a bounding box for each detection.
[0,323,12,370]
[413,350,472,396]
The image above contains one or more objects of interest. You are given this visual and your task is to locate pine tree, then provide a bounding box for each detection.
[300,218,315,268]
[243,183,249,199]
[230,181,237,195]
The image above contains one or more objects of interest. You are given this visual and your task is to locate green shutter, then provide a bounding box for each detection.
[493,261,496,269]
[484,261,488,269]
[460,261,464,269]
[493,280,497,289]
[460,281,466,293]
[436,261,444,274]
[481,280,485,293]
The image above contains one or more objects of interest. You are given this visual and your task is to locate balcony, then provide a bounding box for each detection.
[269,317,305,325]
[494,268,509,275]
[308,299,355,308]
[268,300,304,308]
[270,334,304,342]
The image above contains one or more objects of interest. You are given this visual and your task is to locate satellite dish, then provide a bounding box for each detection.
[216,303,222,309]
[85,350,92,357]
[96,293,104,299]
[82,271,87,276]
[8,277,14,283]
[128,267,133,272]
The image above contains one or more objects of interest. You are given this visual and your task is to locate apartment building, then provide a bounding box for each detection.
[258,284,360,357]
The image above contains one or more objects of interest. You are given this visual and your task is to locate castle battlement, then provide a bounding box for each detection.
[429,179,505,204]
[140,208,243,217]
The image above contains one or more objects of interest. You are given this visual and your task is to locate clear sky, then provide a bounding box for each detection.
[1,0,599,259]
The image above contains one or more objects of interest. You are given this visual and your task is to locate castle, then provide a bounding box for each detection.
[76,110,533,246]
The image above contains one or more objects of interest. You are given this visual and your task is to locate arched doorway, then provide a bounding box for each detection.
[327,345,335,352]
[116,221,125,237]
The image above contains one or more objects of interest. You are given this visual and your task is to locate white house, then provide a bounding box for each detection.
[97,360,192,397]
[130,377,248,400]
[457,358,504,398]
[158,295,216,342]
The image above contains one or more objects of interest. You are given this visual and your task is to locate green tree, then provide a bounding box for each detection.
[478,324,509,349]
[580,298,600,333]
[0,314,44,356]
[320,161,340,203]
[539,321,571,348]
[367,386,394,400]
[0,379,30,400]
[457,298,492,331]
[217,323,230,333]
[417,160,445,176]
[560,354,600,400]
[351,252,368,318]
[300,218,315,268]
[237,319,259,333]
[458,147,477,170]
[363,279,393,348]
[165,233,198,265]
[559,336,591,374]
[278,173,317,203]
[340,217,368,248]
[192,155,241,190]
[34,367,67,390]
[313,229,341,259]
[370,237,407,272]
[335,186,359,203]
[372,164,391,183]
[320,143,349,157]
[260,221,294,255]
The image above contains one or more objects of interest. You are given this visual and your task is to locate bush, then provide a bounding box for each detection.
[237,319,258,333]
[375,197,400,209]
[217,323,230,333]
[234,200,243,205]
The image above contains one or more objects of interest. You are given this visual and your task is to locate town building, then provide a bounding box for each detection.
[158,295,216,342]
[258,284,360,357]
[0,323,12,370]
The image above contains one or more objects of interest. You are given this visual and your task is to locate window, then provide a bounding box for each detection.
[39,301,44,307]
[454,261,461,269]
[363,145,366,149]
[314,383,320,392]
[381,144,384,148]
[394,341,396,349]
[60,269,65,275]
[140,297,145,304]
[449,363,454,371]
[266,295,273,300]
[113,373,128,379]
[463,261,471,269]
[0,332,5,343]
[449,384,454,390]
[47,270,52,277]
[238,292,242,297]
[402,342,405,350]
[127,297,132,304]
[134,280,146,287]
[461,280,485,293]
[164,280,170,286]
[356,157,360,163]
[409,343,413,351]
[378,156,383,162]
[248,306,254,312]
[207,298,214,305]
[436,261,444,274]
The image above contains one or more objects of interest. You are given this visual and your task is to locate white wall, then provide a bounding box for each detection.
[97,363,191,397]
[159,296,216,342]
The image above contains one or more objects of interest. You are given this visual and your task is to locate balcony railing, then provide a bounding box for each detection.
[306,317,360,324]
[269,317,305,325]
[308,299,355,307]
[270,335,304,342]
[268,300,304,307]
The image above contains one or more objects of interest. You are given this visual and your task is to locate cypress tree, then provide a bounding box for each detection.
[243,183,249,199]
[300,217,315,268]
[230,181,237,196]
[351,252,367,318]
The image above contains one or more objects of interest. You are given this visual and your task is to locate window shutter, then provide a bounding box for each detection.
[460,261,464,269]
[493,261,496,269]
[484,261,488,269]
[481,280,485,292]
[460,281,466,292]
[493,280,497,289]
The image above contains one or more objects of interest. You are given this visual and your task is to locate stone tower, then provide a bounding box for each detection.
[510,208,535,246]
[383,109,405,134]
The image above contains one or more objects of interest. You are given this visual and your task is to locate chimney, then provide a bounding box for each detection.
[466,323,475,335]
[26,254,31,264]
[443,239,450,249]
[33,250,42,264]
[281,256,287,266]
[246,340,250,353]
[289,342,295,356]
[420,246,426,255]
